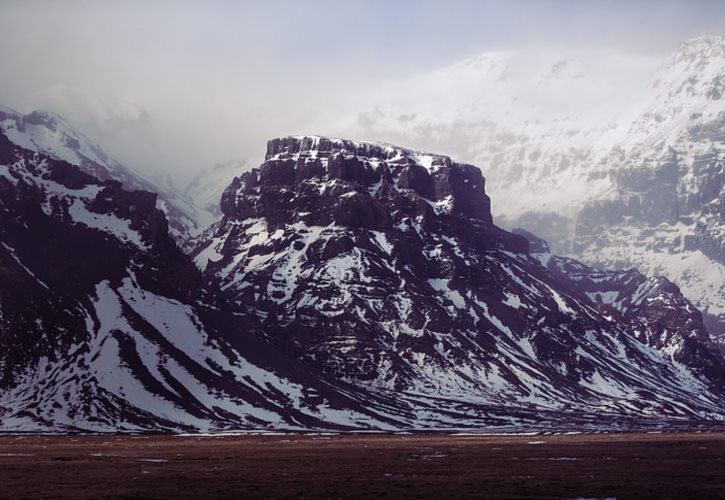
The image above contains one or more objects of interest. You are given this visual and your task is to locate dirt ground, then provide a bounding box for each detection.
[0,432,723,499]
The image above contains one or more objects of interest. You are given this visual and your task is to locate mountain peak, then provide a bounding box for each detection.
[0,105,216,245]
[194,137,725,424]
[222,136,513,240]
[675,35,725,54]
[661,35,725,75]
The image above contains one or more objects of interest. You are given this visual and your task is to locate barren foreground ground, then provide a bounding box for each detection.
[0,432,723,499]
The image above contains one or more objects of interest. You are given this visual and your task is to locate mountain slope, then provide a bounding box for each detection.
[2,131,724,431]
[516,229,723,374]
[0,131,387,432]
[0,106,216,247]
[195,136,725,423]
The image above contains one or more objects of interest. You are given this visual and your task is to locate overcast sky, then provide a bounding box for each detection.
[1,0,724,184]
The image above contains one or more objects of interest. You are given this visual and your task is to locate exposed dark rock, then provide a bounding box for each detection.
[3,127,724,432]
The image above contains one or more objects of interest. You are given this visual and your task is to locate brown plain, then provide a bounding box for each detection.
[0,432,723,499]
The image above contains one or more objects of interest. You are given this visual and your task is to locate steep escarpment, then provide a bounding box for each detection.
[220,136,522,250]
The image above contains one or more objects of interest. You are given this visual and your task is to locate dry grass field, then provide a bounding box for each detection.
[0,432,723,499]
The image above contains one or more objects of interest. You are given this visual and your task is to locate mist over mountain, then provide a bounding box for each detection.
[2,1,725,182]
[327,36,725,341]
[176,37,725,345]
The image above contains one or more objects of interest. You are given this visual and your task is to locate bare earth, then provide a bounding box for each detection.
[0,432,723,499]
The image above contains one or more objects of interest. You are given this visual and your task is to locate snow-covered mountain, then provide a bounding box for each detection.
[3,130,723,431]
[334,36,725,339]
[0,106,216,246]
[0,131,390,432]
[194,136,725,424]
[1,37,723,433]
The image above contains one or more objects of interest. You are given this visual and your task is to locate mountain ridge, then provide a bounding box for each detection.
[0,130,394,432]
[2,49,725,431]
[1,130,724,431]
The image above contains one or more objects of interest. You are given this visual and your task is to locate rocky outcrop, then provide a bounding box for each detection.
[221,137,512,245]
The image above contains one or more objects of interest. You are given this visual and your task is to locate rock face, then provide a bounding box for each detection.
[220,137,506,237]
[0,106,216,247]
[196,136,725,424]
[0,131,384,432]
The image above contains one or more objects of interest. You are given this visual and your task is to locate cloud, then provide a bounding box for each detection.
[0,0,723,183]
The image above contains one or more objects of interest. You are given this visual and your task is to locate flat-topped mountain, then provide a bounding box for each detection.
[2,125,724,431]
[195,136,725,423]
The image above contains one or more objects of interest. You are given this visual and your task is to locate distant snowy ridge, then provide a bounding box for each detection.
[185,159,247,216]
[338,36,725,338]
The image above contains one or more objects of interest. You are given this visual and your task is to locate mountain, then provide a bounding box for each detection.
[2,129,724,431]
[0,106,216,247]
[194,136,725,425]
[0,130,393,432]
[338,36,725,340]
[565,36,725,338]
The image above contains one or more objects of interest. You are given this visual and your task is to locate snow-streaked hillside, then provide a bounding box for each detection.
[0,131,392,432]
[2,129,724,431]
[0,106,217,246]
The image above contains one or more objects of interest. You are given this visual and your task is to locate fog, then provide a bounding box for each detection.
[1,0,724,185]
